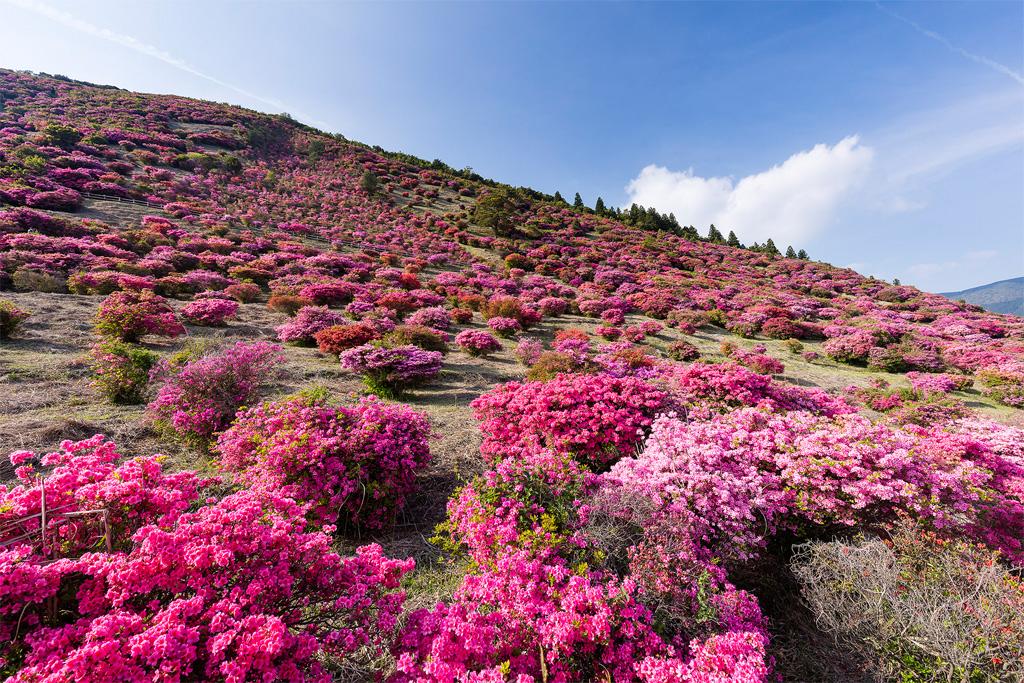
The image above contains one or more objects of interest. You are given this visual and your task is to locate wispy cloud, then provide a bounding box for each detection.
[876,1,1024,87]
[1,0,330,129]
[625,136,874,246]
[907,250,1000,291]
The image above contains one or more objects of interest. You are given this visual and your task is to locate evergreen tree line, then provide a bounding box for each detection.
[553,191,810,260]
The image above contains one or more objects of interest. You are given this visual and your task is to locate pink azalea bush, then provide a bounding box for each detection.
[486,315,522,338]
[216,395,431,529]
[276,305,347,345]
[7,491,412,683]
[513,338,543,365]
[455,329,502,357]
[472,373,668,468]
[339,344,443,398]
[604,408,1024,563]
[662,362,853,418]
[148,341,284,443]
[181,297,239,326]
[94,289,184,342]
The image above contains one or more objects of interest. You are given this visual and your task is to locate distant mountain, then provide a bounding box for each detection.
[941,277,1024,316]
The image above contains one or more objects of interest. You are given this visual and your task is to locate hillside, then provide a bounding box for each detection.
[942,276,1024,316]
[1,69,1023,683]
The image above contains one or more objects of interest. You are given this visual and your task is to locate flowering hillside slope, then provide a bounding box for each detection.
[1,69,1023,682]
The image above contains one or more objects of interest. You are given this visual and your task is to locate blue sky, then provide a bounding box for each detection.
[1,0,1021,292]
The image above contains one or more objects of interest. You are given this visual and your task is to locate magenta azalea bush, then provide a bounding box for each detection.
[181,297,239,326]
[148,341,284,443]
[94,289,184,342]
[472,373,668,468]
[6,491,411,683]
[217,396,431,529]
[455,329,502,357]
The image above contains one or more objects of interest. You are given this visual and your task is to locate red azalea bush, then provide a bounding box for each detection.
[267,294,312,316]
[181,297,239,326]
[216,396,431,529]
[472,373,668,468]
[94,290,184,342]
[148,341,284,443]
[455,329,502,357]
[223,282,261,302]
[313,323,377,355]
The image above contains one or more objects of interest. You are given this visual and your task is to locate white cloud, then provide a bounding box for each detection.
[1,0,330,129]
[625,136,874,245]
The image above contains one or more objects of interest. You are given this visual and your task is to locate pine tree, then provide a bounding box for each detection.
[797,249,808,260]
[553,191,566,204]
[359,170,379,196]
[573,192,585,210]
[893,278,901,285]
[707,224,724,243]
[727,231,741,248]
[764,238,780,256]
[785,245,797,258]
[594,197,606,215]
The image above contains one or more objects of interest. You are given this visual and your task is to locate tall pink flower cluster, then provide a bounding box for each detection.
[217,396,431,528]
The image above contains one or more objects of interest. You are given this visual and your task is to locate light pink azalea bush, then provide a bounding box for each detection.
[604,408,1024,562]
[217,396,431,529]
[148,341,283,443]
[513,338,543,365]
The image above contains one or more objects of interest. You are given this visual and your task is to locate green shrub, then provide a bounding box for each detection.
[89,340,159,404]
